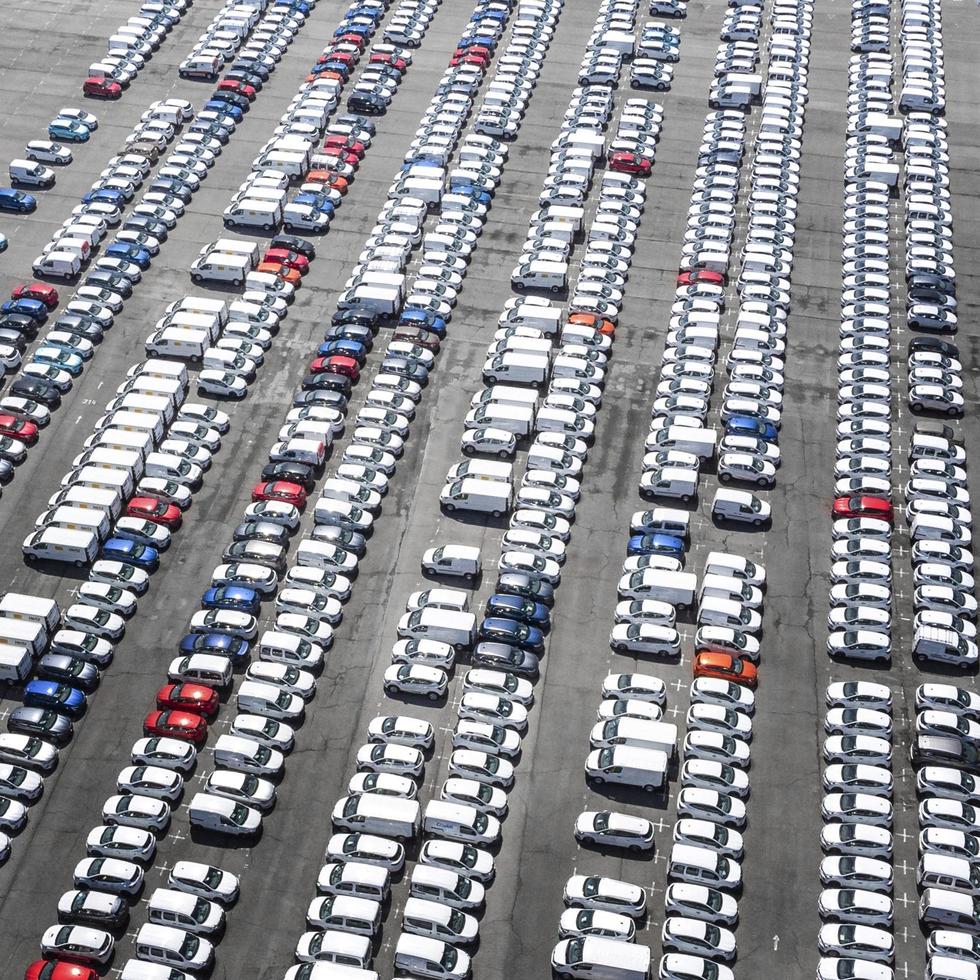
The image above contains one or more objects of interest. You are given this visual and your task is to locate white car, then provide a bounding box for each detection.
[102,793,170,832]
[557,907,635,941]
[462,668,534,706]
[818,887,893,927]
[690,677,756,715]
[356,742,424,780]
[822,735,891,767]
[817,923,894,964]
[660,954,734,980]
[819,855,893,892]
[169,860,241,905]
[664,883,738,927]
[131,736,197,773]
[88,559,149,596]
[662,916,737,962]
[325,832,405,872]
[245,662,315,700]
[563,875,646,918]
[821,792,893,828]
[673,818,743,859]
[86,824,156,863]
[40,924,113,965]
[820,823,893,860]
[825,681,892,711]
[367,714,434,750]
[64,604,125,641]
[573,810,654,851]
[383,663,448,701]
[681,760,749,799]
[73,856,143,896]
[684,731,750,768]
[687,703,753,741]
[198,369,247,398]
[77,582,138,618]
[116,765,183,803]
[601,672,666,705]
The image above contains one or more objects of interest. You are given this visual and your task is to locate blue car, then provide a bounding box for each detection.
[317,339,367,364]
[24,679,87,718]
[179,631,249,665]
[726,415,778,442]
[485,593,550,630]
[627,533,685,560]
[33,348,84,377]
[105,242,152,269]
[204,100,243,123]
[0,188,37,213]
[1,298,47,322]
[294,193,335,215]
[201,586,261,615]
[398,309,446,337]
[83,188,127,208]
[448,180,492,205]
[102,537,160,571]
[477,617,545,655]
[48,120,90,143]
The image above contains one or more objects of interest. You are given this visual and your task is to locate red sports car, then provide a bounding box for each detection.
[677,270,725,286]
[251,480,307,507]
[608,151,652,176]
[263,248,310,275]
[25,963,96,980]
[143,708,208,745]
[217,79,257,101]
[12,283,59,308]
[310,355,359,381]
[0,412,39,445]
[156,682,219,720]
[125,496,183,529]
[832,496,893,522]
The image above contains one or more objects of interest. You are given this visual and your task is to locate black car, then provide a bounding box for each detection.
[147,178,194,203]
[225,69,264,91]
[302,372,353,396]
[347,92,387,115]
[270,234,315,260]
[336,113,376,136]
[260,461,316,492]
[331,309,381,331]
[189,122,231,144]
[11,376,61,407]
[36,653,101,692]
[0,459,13,484]
[8,706,74,746]
[472,641,540,677]
[59,888,130,930]
[233,520,290,546]
[0,313,39,338]
[311,525,366,556]
[0,329,28,352]
[123,215,169,241]
[292,389,348,412]
[210,91,251,113]
[908,337,959,359]
[232,58,271,80]
[496,571,555,606]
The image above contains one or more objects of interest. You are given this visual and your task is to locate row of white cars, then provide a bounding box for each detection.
[179,0,273,80]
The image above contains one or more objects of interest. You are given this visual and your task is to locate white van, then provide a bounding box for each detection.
[619,569,697,609]
[33,251,81,279]
[332,794,421,840]
[190,252,251,286]
[711,488,771,525]
[551,936,651,980]
[74,446,145,479]
[447,459,513,484]
[145,326,209,362]
[147,888,224,935]
[465,404,534,437]
[698,596,761,633]
[130,358,189,391]
[187,792,262,836]
[96,409,163,443]
[48,485,122,521]
[255,149,307,179]
[397,608,476,649]
[119,375,184,413]
[203,347,257,379]
[66,464,134,498]
[134,923,214,972]
[167,297,227,326]
[421,545,482,581]
[36,505,111,542]
[410,865,485,911]
[652,425,717,459]
[86,427,154,460]
[422,800,501,846]
[290,936,373,973]
[395,935,471,980]
[474,385,540,414]
[482,351,549,386]
[640,466,697,502]
[913,627,978,667]
[512,260,568,293]
[584,745,668,792]
[704,551,765,587]
[10,158,55,188]
[0,593,60,634]
[499,302,562,335]
[926,957,979,980]
[159,311,221,343]
[669,843,742,890]
[699,574,761,608]
[440,478,512,517]
[258,631,324,670]
[591,718,677,757]
[224,198,282,230]
[213,735,284,779]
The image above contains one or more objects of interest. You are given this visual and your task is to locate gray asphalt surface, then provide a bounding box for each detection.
[0,0,978,977]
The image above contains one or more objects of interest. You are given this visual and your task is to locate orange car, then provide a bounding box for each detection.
[693,651,758,689]
[306,170,349,194]
[256,261,301,286]
[568,312,615,337]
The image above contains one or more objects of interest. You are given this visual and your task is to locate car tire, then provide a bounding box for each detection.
[753,518,763,527]
[385,685,398,696]
[497,450,509,460]
[445,503,456,513]
[463,572,474,581]
[720,473,731,484]
[492,509,502,518]
[427,691,440,702]
[191,273,203,284]
[643,783,656,792]
[615,642,627,652]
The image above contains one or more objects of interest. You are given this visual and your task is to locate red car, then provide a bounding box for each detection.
[832,495,893,522]
[311,355,359,381]
[326,51,358,68]
[156,682,219,720]
[83,77,122,99]
[12,283,59,308]
[323,136,366,158]
[125,496,183,529]
[321,148,360,168]
[336,32,367,48]
[25,964,97,980]
[263,248,310,275]
[451,51,490,68]
[371,52,408,70]
[251,480,307,507]
[693,651,758,689]
[144,708,208,745]
[677,270,725,286]
[306,170,349,194]
[608,151,652,176]
[0,412,39,445]
[217,78,257,101]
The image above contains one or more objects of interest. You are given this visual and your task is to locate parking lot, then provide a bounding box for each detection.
[0,0,978,976]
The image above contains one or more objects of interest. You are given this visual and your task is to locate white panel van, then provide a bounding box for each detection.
[22,527,97,566]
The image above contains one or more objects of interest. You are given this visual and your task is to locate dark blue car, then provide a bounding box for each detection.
[477,616,545,655]
[485,593,550,630]
[448,180,492,205]
[24,679,86,718]
[726,415,778,442]
[201,585,261,615]
[398,309,447,337]
[294,193,336,216]
[102,537,160,571]
[204,100,244,123]
[105,242,151,269]
[317,339,367,364]
[82,188,127,208]
[627,533,685,560]
[1,298,47,322]
[179,631,249,665]
[0,188,37,213]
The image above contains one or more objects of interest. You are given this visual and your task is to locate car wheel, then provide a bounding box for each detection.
[680,494,691,503]
[427,691,440,701]
[948,408,959,418]
[492,509,502,518]
[497,450,509,460]
[191,274,203,284]
[631,80,641,89]
[445,503,456,512]
[910,402,923,414]
[592,775,605,785]
[757,478,768,487]
[385,685,398,696]
[720,473,731,484]
[615,642,627,652]
[643,783,656,792]
[752,518,763,527]
[629,843,641,852]
[550,285,561,294]
[463,572,474,581]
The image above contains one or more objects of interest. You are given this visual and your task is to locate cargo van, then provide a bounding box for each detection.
[308,896,382,939]
[337,286,400,317]
[119,374,184,412]
[255,150,307,180]
[591,718,677,758]
[0,643,34,683]
[159,311,221,343]
[332,794,421,840]
[422,799,501,847]
[48,485,122,521]
[10,158,55,188]
[465,404,533,438]
[499,303,562,335]
[913,626,978,667]
[145,326,209,362]
[920,889,980,932]
[512,260,568,293]
[134,923,214,973]
[85,427,154,460]
[918,854,980,896]
[22,527,98,567]
[37,505,111,542]
[651,425,717,459]
[410,865,484,911]
[698,596,760,632]
[203,347,257,380]
[704,551,765,587]
[190,252,251,286]
[669,843,742,890]
[551,936,651,980]
[224,199,282,230]
[397,608,477,650]
[0,593,60,634]
[395,935,471,980]
[641,466,697,502]
[584,745,668,792]
[33,251,81,279]
[0,614,47,657]
[66,464,134,498]
[621,569,697,609]
[440,478,512,518]
[483,351,549,386]
[130,358,189,391]
[74,446,145,479]
[166,296,228,327]
[96,409,164,443]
